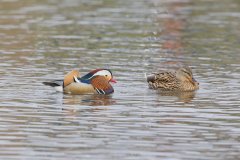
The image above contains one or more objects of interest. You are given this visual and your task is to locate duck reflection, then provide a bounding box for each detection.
[157,90,196,103]
[62,94,116,106]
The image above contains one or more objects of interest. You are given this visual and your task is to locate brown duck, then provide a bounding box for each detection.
[147,67,199,91]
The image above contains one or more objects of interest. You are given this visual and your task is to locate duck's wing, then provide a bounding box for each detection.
[147,72,177,90]
[90,76,114,95]
[155,72,176,82]
[63,70,81,87]
[43,70,81,88]
[43,69,80,92]
[147,72,174,82]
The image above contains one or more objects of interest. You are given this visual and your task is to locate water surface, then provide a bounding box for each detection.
[0,0,240,159]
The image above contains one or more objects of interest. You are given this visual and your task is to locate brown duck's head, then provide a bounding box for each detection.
[176,67,199,89]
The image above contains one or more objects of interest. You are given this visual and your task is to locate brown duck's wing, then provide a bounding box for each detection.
[63,70,81,87]
[90,76,114,95]
[147,72,175,83]
[147,72,178,90]
[155,72,176,83]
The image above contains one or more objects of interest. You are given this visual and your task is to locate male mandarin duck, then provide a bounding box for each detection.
[43,69,116,95]
[147,66,199,91]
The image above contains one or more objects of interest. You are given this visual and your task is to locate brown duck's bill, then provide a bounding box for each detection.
[192,77,199,84]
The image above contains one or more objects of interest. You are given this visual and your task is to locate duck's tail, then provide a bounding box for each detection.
[146,74,156,83]
[43,80,63,92]
[43,81,61,87]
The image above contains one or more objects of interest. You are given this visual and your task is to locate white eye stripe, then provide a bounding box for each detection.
[93,70,111,77]
[86,70,112,80]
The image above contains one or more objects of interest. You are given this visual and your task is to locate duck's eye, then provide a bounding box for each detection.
[105,75,108,77]
[183,71,191,76]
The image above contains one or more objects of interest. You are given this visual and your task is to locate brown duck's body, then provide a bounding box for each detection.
[147,67,199,91]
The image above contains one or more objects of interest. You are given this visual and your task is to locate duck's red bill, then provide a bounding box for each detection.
[110,78,117,83]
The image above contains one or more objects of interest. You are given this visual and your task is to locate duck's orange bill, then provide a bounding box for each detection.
[110,78,117,83]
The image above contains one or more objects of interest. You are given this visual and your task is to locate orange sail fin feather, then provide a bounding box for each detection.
[63,70,81,87]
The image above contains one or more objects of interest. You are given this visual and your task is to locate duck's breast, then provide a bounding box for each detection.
[180,81,199,91]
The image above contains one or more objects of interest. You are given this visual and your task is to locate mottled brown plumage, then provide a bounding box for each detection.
[147,67,199,91]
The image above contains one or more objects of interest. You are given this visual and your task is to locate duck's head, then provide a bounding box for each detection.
[83,69,117,83]
[176,67,199,88]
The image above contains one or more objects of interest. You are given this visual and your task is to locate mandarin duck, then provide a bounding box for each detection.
[147,67,199,91]
[43,69,116,95]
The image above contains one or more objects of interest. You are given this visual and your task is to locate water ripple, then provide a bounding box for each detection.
[0,0,240,160]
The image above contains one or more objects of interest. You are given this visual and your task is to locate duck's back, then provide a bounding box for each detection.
[147,71,180,91]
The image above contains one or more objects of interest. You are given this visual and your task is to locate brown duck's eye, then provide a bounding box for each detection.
[185,71,190,75]
[183,70,190,75]
[105,75,108,77]
[183,70,191,76]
